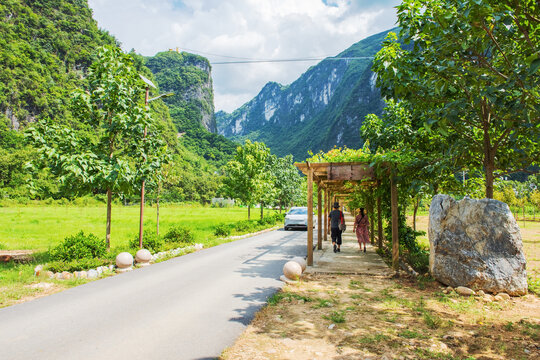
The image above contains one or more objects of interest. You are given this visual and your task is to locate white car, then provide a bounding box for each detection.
[284,207,316,231]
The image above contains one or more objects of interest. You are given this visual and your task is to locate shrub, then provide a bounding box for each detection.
[49,231,107,261]
[46,258,113,272]
[129,231,163,253]
[235,220,253,232]
[214,224,231,237]
[164,225,195,244]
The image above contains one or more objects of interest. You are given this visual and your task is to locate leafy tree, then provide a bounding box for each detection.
[27,46,166,248]
[267,154,302,212]
[373,0,540,198]
[222,140,271,220]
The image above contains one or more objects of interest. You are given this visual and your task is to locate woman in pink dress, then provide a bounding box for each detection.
[353,208,369,252]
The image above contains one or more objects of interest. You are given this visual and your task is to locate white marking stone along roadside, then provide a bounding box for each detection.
[0,228,307,360]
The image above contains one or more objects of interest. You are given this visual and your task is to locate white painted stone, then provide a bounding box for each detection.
[135,249,152,265]
[87,269,98,279]
[79,271,87,279]
[46,271,54,279]
[96,267,103,275]
[116,252,134,269]
[291,257,307,272]
[283,261,302,281]
[328,324,336,330]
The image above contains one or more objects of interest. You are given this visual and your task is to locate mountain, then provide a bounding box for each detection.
[216,29,395,159]
[145,51,237,168]
[0,0,234,202]
[145,51,217,133]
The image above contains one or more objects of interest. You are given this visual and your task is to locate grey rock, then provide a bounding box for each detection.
[477,290,485,296]
[328,324,336,330]
[429,195,527,296]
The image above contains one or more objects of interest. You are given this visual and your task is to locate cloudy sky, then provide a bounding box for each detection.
[88,0,400,112]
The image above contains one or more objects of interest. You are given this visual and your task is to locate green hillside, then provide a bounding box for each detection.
[216,29,394,160]
[0,0,234,202]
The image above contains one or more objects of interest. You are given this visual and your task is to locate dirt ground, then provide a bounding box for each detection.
[221,273,540,360]
[221,216,540,360]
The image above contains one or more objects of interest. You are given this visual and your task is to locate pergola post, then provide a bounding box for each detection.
[377,193,383,249]
[391,175,399,271]
[324,189,328,241]
[307,166,314,266]
[317,183,322,250]
[368,199,375,245]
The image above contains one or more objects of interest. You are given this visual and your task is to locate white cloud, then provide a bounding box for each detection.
[88,0,400,112]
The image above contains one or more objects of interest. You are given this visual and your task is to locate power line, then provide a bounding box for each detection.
[211,57,374,65]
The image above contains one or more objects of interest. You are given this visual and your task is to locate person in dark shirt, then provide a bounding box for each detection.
[328,202,344,253]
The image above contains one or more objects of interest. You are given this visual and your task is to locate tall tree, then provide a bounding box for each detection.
[373,0,540,198]
[267,154,302,212]
[222,140,271,220]
[27,46,166,248]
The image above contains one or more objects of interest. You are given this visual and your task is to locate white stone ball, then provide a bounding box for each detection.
[291,257,307,272]
[135,249,152,263]
[116,252,134,268]
[283,261,302,281]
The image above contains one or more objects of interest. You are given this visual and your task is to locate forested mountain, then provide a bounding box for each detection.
[0,0,235,201]
[216,29,394,159]
[145,51,236,168]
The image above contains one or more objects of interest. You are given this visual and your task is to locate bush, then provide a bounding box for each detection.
[235,220,253,232]
[214,224,231,237]
[129,231,163,253]
[406,250,430,273]
[49,231,107,261]
[164,225,195,244]
[46,258,112,272]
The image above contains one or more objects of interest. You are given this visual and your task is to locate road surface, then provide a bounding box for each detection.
[0,228,307,360]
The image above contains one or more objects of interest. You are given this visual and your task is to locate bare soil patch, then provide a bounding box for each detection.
[221,273,540,360]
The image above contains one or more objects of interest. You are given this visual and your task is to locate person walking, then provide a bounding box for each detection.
[328,202,344,253]
[353,208,370,252]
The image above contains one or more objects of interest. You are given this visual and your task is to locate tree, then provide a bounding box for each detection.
[221,140,271,220]
[267,154,302,212]
[27,46,166,248]
[373,0,540,198]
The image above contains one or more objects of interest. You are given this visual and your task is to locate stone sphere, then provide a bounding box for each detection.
[116,252,134,269]
[135,249,152,264]
[291,257,307,272]
[283,261,302,281]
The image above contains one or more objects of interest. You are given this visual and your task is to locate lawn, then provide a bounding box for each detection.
[0,204,276,251]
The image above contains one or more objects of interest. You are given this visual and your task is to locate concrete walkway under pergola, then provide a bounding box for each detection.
[295,161,400,270]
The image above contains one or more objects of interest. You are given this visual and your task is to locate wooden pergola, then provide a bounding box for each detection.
[295,161,400,270]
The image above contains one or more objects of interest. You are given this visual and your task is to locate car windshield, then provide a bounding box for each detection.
[288,208,307,215]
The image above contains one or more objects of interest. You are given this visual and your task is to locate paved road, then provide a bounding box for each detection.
[0,229,307,360]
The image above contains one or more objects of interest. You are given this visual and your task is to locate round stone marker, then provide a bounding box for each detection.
[283,261,302,281]
[291,257,307,272]
[135,249,152,266]
[116,252,134,273]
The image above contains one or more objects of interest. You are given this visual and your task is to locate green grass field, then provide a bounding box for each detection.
[0,204,277,251]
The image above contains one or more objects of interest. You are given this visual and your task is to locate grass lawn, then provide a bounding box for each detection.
[0,204,276,251]
[0,204,282,308]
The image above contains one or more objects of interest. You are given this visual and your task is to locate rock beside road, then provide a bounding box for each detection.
[429,195,527,296]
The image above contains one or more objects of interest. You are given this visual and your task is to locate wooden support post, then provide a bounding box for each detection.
[391,176,399,271]
[377,193,383,249]
[368,200,375,245]
[317,184,322,250]
[307,166,314,266]
[324,189,328,241]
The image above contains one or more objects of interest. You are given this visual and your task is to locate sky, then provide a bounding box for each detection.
[87,0,401,113]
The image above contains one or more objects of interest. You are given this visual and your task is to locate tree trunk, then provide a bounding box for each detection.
[413,197,419,232]
[482,100,495,199]
[248,205,251,220]
[156,195,160,236]
[260,203,263,220]
[106,188,112,250]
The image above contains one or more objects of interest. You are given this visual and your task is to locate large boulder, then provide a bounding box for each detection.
[429,194,527,296]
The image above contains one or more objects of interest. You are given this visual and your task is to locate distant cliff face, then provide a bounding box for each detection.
[146,51,216,133]
[216,29,393,159]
